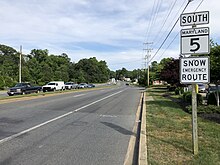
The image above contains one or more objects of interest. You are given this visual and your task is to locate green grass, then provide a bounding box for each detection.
[146,87,220,165]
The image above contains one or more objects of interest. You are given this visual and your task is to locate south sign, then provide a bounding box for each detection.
[180,11,209,26]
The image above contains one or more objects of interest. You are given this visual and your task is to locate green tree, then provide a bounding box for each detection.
[0,44,19,87]
[159,58,180,86]
[209,41,220,106]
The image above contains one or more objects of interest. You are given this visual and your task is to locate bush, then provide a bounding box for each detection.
[183,92,203,105]
[183,91,190,101]
[175,87,184,95]
[207,91,220,105]
[187,105,220,114]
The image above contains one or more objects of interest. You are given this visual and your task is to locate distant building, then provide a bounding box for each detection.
[152,80,166,85]
[124,77,131,82]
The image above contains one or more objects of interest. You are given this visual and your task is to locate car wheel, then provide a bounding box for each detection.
[22,91,25,95]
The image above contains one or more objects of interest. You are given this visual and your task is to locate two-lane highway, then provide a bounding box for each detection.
[0,85,144,165]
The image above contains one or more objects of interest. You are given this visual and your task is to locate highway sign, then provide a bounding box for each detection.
[180,57,210,84]
[180,11,209,26]
[181,27,210,55]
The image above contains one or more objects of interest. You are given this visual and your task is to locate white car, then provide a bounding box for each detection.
[65,82,78,90]
[42,81,65,92]
[77,83,88,89]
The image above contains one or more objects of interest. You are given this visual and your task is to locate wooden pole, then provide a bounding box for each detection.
[19,45,22,83]
[192,84,198,155]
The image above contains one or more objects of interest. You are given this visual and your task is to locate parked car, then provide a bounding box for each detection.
[7,82,42,96]
[77,83,88,89]
[42,81,65,92]
[198,84,206,93]
[206,84,220,102]
[206,84,220,93]
[87,84,95,88]
[65,82,78,90]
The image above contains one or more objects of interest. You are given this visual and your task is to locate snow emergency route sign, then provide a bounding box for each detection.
[180,57,210,84]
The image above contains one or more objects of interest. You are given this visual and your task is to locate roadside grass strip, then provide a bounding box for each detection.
[146,87,220,165]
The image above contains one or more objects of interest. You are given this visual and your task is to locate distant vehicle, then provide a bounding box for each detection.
[42,81,65,92]
[65,82,78,90]
[111,78,116,85]
[7,82,42,96]
[206,84,220,93]
[87,84,95,88]
[77,83,88,89]
[206,84,220,100]
[198,84,206,93]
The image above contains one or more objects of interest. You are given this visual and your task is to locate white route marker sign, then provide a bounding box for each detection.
[181,27,210,55]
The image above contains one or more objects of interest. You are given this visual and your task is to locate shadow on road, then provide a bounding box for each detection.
[101,122,136,136]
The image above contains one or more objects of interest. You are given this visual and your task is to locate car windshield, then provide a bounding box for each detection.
[198,84,205,88]
[15,83,25,87]
[47,83,56,85]
[209,85,220,91]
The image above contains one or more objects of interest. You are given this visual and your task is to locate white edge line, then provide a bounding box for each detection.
[0,90,125,145]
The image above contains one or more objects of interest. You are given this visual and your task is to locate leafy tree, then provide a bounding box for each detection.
[210,41,220,83]
[116,68,129,80]
[209,41,220,106]
[30,49,49,63]
[0,44,19,87]
[26,58,41,84]
[73,57,109,83]
[160,58,180,86]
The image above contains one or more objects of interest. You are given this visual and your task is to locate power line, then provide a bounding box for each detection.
[148,0,193,64]
[152,0,178,43]
[195,0,204,11]
[150,0,163,41]
[156,0,206,62]
[154,0,186,47]
[145,0,158,42]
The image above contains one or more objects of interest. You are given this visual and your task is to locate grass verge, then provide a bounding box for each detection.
[146,87,220,165]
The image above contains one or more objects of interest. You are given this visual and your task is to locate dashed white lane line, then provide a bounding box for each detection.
[73,94,86,97]
[100,114,117,118]
[0,90,125,145]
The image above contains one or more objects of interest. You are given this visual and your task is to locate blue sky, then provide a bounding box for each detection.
[1,0,219,71]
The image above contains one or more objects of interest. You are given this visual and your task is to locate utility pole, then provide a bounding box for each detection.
[143,42,153,87]
[19,45,22,83]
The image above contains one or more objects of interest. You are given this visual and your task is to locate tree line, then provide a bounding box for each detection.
[1,41,219,90]
[0,44,113,88]
[0,44,142,89]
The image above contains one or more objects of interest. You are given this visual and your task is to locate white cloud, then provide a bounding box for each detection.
[0,0,219,71]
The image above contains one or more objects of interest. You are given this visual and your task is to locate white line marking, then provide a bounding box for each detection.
[73,94,86,97]
[100,114,117,118]
[0,90,124,145]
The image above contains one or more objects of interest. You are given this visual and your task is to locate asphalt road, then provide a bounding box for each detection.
[0,91,7,98]
[0,85,144,165]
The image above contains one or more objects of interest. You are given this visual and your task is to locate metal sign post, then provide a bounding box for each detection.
[180,10,210,155]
